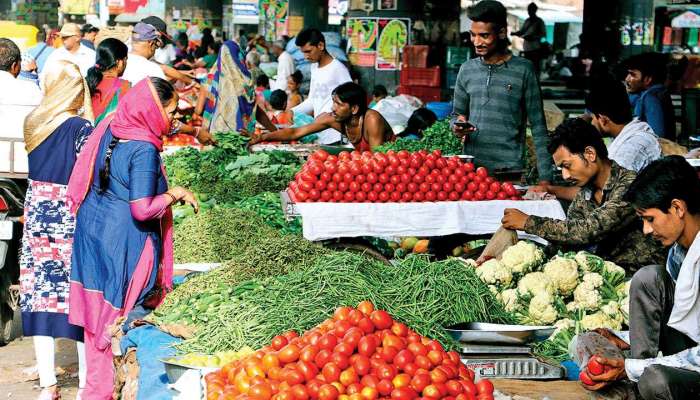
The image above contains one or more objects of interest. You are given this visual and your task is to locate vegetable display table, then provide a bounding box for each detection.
[282,191,566,241]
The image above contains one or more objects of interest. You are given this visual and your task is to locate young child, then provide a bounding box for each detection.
[255,74,271,110]
[268,89,294,127]
[286,70,304,110]
[370,85,388,108]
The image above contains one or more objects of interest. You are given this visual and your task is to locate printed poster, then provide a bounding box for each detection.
[260,0,289,42]
[108,0,165,16]
[375,18,410,71]
[347,18,378,67]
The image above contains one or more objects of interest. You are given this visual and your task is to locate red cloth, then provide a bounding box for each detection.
[67,79,175,296]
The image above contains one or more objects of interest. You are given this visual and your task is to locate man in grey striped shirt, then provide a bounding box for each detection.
[452,0,553,184]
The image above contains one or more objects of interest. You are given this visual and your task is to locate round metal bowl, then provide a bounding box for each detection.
[445,322,555,345]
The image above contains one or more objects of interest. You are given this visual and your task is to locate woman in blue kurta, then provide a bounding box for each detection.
[22,60,93,400]
[67,77,198,399]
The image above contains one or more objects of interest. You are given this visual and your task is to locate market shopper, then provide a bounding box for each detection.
[66,78,198,399]
[270,39,295,91]
[511,2,546,77]
[452,0,553,185]
[501,118,665,273]
[286,70,304,110]
[22,60,94,400]
[581,156,700,400]
[250,82,394,151]
[42,23,96,78]
[86,38,130,124]
[80,24,99,50]
[625,53,676,141]
[0,38,43,149]
[27,30,54,74]
[292,28,352,144]
[196,40,276,134]
[122,22,166,84]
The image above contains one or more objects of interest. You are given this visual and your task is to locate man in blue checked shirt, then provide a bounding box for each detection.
[452,0,553,186]
[584,156,700,400]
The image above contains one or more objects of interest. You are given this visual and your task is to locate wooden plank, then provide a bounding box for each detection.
[493,379,591,400]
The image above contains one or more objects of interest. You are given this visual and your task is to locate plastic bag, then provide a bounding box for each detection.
[372,96,420,133]
[570,331,625,370]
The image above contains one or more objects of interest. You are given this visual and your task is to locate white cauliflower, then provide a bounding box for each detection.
[573,280,602,311]
[604,261,627,286]
[462,258,479,268]
[517,271,556,297]
[621,296,630,324]
[601,301,624,324]
[543,256,580,296]
[476,259,513,288]
[581,311,622,331]
[488,285,499,296]
[566,301,578,312]
[582,272,604,288]
[501,241,544,274]
[551,318,576,338]
[527,293,558,325]
[574,251,605,273]
[616,280,631,299]
[497,288,520,312]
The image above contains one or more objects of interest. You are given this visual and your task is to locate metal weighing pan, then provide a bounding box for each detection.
[445,322,555,345]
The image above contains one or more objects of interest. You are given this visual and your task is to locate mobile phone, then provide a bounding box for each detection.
[454,121,476,131]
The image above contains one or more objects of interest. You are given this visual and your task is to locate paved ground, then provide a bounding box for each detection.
[0,337,79,400]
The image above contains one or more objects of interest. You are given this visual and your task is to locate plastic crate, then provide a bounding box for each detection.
[400,66,441,87]
[397,85,442,103]
[402,45,429,68]
[447,46,470,67]
[446,67,460,89]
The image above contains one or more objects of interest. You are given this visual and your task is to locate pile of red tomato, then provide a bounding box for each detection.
[288,149,520,203]
[205,302,495,400]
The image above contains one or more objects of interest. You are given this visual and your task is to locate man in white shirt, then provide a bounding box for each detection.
[0,38,42,171]
[583,156,700,400]
[270,39,295,91]
[122,22,167,85]
[292,28,351,144]
[588,79,661,173]
[41,23,96,78]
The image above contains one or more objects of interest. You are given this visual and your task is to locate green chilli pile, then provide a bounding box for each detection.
[375,119,463,155]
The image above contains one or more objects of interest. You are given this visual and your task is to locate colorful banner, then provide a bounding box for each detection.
[260,0,289,42]
[347,18,378,67]
[376,18,410,71]
[108,0,165,17]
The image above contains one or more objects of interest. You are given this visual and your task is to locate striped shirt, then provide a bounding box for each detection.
[452,55,553,181]
[608,118,661,172]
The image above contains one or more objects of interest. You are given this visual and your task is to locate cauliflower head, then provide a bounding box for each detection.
[551,318,576,337]
[497,288,520,312]
[527,293,558,325]
[601,301,624,323]
[604,261,627,286]
[582,272,604,288]
[476,259,513,287]
[517,271,556,297]
[501,241,544,274]
[574,251,605,273]
[543,256,580,296]
[580,311,622,331]
[573,280,602,311]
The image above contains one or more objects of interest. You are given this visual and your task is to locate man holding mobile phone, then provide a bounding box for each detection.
[452,0,552,185]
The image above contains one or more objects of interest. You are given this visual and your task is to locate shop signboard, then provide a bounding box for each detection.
[347,18,378,67]
[672,10,700,28]
[233,0,258,17]
[108,0,165,17]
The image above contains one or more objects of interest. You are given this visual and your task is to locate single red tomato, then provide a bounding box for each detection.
[448,174,460,184]
[425,191,437,202]
[475,167,488,178]
[351,355,371,376]
[379,173,390,184]
[381,346,399,363]
[477,182,488,193]
[377,379,394,396]
[396,183,407,193]
[333,191,344,202]
[489,182,501,193]
[320,191,332,202]
[413,192,425,202]
[331,353,350,370]
[437,191,448,201]
[587,358,604,376]
[390,192,402,202]
[327,182,338,192]
[448,192,460,201]
[485,191,496,200]
[356,174,366,184]
[367,191,379,202]
[443,182,454,192]
[355,191,367,202]
[454,182,466,193]
[357,335,378,357]
[378,192,390,202]
[337,182,349,192]
[466,182,477,192]
[474,380,493,395]
[384,183,396,193]
[412,173,425,184]
[484,177,495,185]
[390,175,402,185]
[473,191,485,201]
[496,192,507,200]
[344,192,355,202]
[370,311,393,329]
[315,180,327,191]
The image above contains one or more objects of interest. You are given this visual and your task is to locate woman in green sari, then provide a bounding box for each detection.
[86,38,130,124]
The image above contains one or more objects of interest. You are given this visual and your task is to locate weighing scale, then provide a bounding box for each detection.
[446,323,565,380]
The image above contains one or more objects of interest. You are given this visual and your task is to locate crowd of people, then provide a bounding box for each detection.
[0,0,698,398]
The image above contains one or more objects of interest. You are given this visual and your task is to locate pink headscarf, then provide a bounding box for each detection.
[67,78,175,295]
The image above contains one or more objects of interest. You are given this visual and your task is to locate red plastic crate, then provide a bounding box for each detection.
[400,66,441,87]
[397,85,441,103]
[402,45,429,68]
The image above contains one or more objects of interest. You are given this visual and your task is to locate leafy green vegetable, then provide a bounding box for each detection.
[376,119,463,155]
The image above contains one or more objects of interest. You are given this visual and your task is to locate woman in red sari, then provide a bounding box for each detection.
[86,38,130,124]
